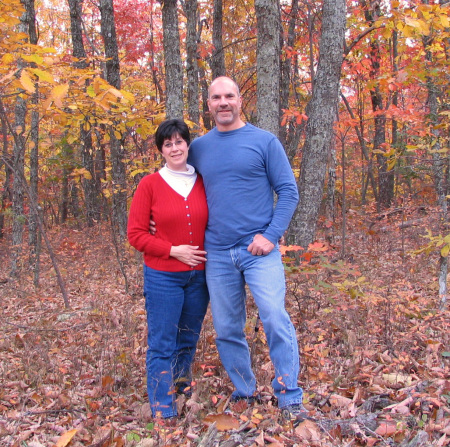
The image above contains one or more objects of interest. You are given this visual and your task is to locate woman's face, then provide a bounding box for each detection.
[161,133,189,172]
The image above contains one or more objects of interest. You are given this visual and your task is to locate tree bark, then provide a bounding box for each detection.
[422,0,449,310]
[279,0,303,163]
[160,0,184,119]
[255,0,281,137]
[68,0,101,226]
[99,0,127,238]
[183,0,200,131]
[0,100,13,239]
[10,4,30,276]
[286,0,346,249]
[210,0,225,79]
[361,0,394,210]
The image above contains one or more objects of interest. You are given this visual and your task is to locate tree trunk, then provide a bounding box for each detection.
[160,0,184,119]
[148,7,165,102]
[68,0,100,226]
[183,0,200,131]
[422,0,449,310]
[0,101,13,239]
[210,0,225,79]
[255,0,281,137]
[361,0,394,210]
[18,0,40,282]
[286,0,346,249]
[10,4,30,276]
[99,0,127,238]
[279,0,302,163]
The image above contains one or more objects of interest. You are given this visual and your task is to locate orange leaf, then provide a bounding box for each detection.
[279,245,304,255]
[308,242,328,252]
[53,429,78,447]
[375,422,397,437]
[203,413,240,431]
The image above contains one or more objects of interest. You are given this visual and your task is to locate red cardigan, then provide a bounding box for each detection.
[127,172,208,272]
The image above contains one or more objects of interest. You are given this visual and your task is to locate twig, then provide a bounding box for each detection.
[4,320,88,332]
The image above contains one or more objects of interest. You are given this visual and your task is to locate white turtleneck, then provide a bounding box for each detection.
[159,164,197,198]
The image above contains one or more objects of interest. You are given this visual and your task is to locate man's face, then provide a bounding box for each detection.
[207,78,243,131]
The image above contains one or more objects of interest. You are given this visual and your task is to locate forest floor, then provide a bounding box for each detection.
[0,202,449,447]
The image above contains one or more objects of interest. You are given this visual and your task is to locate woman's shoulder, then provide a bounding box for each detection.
[135,171,164,191]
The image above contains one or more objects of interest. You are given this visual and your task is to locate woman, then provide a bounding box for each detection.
[127,119,209,419]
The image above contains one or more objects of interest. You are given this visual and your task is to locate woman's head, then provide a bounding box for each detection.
[155,119,191,152]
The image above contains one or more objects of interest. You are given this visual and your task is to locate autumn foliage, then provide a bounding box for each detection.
[0,0,449,446]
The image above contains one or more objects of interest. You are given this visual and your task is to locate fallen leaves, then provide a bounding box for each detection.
[202,413,240,431]
[53,429,78,447]
[0,216,449,446]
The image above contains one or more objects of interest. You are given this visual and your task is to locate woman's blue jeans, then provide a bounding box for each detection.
[143,265,209,418]
[205,238,303,408]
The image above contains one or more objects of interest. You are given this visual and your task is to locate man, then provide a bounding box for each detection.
[188,76,308,422]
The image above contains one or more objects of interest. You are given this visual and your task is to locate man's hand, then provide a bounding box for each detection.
[247,234,275,256]
[170,245,207,267]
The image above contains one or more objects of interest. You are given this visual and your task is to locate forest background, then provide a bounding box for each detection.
[0,0,449,446]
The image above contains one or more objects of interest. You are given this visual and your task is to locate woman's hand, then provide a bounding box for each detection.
[170,245,207,267]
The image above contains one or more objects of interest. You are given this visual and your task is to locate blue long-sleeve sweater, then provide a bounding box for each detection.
[189,123,299,250]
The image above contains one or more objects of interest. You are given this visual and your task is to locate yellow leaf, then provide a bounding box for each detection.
[440,14,449,28]
[51,84,70,108]
[404,17,430,35]
[20,70,35,93]
[441,244,450,258]
[53,428,78,447]
[2,53,15,65]
[130,169,147,177]
[22,54,44,65]
[29,68,54,83]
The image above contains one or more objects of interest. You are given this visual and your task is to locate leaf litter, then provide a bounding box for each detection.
[0,205,449,446]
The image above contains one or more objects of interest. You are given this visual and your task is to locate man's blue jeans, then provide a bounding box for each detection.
[205,237,303,408]
[143,265,209,417]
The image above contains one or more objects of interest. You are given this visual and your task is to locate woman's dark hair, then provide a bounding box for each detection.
[154,119,191,152]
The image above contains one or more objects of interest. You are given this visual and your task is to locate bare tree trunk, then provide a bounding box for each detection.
[68,0,100,226]
[99,0,127,238]
[422,0,448,309]
[10,6,28,276]
[21,0,41,284]
[286,0,346,249]
[160,0,184,119]
[0,102,13,239]
[279,0,302,162]
[149,7,165,102]
[361,0,394,210]
[183,0,200,132]
[255,0,281,137]
[210,0,225,79]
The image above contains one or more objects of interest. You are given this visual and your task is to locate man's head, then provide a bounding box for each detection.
[208,76,245,132]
